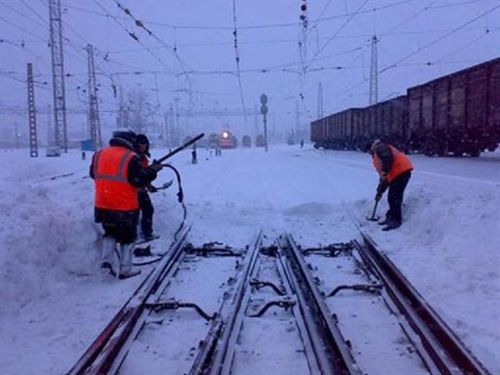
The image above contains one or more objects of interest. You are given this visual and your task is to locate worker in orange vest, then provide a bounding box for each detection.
[90,130,161,278]
[371,139,413,231]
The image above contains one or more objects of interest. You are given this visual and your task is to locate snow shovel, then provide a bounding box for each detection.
[366,199,381,221]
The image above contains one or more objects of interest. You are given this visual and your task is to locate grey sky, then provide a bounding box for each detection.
[0,0,499,143]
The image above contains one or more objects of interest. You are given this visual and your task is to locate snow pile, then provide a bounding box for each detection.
[0,152,98,315]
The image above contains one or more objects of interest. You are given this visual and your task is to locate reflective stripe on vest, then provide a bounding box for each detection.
[93,149,132,182]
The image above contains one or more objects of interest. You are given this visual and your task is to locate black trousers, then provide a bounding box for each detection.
[386,171,411,224]
[139,190,154,236]
[103,223,137,245]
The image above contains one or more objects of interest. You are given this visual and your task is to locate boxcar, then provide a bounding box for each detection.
[242,135,251,147]
[408,57,500,156]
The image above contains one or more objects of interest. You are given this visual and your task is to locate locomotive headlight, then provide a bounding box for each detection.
[222,131,229,139]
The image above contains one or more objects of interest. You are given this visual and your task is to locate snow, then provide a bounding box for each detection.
[0,145,499,374]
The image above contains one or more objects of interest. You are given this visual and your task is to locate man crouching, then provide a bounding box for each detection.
[90,130,162,279]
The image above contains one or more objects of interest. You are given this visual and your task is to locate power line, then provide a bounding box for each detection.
[63,0,425,31]
[312,0,370,63]
[20,0,48,25]
[107,0,193,100]
[0,0,48,31]
[91,0,180,85]
[379,2,500,73]
[231,0,248,127]
[326,5,499,108]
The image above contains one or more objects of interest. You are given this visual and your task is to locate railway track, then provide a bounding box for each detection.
[67,230,491,375]
[302,231,491,375]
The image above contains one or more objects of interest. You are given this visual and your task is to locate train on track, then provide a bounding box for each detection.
[255,134,265,147]
[311,57,500,156]
[219,130,237,148]
[242,135,251,147]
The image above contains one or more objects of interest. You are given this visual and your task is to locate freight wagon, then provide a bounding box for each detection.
[407,58,500,156]
[311,57,500,156]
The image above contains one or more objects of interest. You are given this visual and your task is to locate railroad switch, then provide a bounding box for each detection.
[248,297,296,318]
[145,299,215,321]
[326,284,383,298]
[259,245,279,257]
[184,242,243,257]
[302,242,354,257]
[250,278,286,296]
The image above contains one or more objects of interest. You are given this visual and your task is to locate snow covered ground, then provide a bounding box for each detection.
[0,145,499,374]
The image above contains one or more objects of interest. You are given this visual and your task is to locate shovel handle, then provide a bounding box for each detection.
[369,199,379,220]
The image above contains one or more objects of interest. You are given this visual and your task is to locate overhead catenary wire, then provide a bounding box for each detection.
[379,2,500,73]
[63,0,426,31]
[325,4,499,109]
[231,0,248,128]
[91,0,173,75]
[312,0,370,63]
[107,0,194,107]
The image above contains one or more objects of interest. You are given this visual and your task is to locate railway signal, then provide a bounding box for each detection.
[260,94,269,152]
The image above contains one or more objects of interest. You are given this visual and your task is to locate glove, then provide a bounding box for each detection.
[149,160,163,172]
[376,174,388,201]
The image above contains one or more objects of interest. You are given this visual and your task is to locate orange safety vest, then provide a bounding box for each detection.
[92,146,139,211]
[373,145,413,183]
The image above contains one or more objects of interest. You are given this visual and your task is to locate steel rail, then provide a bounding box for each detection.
[356,231,491,375]
[279,234,362,375]
[188,231,263,375]
[66,226,191,375]
[273,245,323,374]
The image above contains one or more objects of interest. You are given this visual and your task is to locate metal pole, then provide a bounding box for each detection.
[263,113,268,152]
[27,63,39,157]
[49,0,68,152]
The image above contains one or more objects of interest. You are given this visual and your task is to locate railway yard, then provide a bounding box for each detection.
[1,145,499,374]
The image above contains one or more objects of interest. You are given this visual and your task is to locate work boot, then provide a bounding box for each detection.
[101,236,119,276]
[118,243,141,279]
[382,220,401,231]
[142,233,159,242]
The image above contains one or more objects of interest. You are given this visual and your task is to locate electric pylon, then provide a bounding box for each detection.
[48,0,68,152]
[369,35,379,105]
[86,44,102,149]
[27,63,38,157]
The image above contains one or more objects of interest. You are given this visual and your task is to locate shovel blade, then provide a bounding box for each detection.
[366,216,380,222]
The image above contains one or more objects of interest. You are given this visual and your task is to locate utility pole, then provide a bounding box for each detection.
[317,82,323,119]
[86,44,102,149]
[295,100,300,143]
[253,104,259,138]
[369,35,379,105]
[27,63,39,157]
[47,104,53,147]
[49,0,68,152]
[260,94,269,152]
[117,85,128,129]
[298,0,309,142]
[174,97,180,146]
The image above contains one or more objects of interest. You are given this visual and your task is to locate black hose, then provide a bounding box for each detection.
[161,163,187,242]
[133,163,187,268]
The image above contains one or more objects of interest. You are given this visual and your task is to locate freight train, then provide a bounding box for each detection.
[311,58,500,156]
